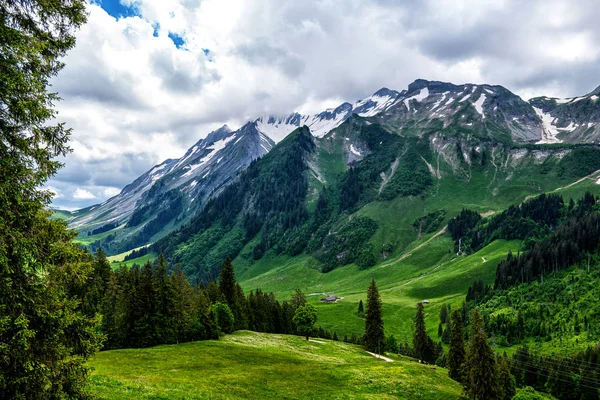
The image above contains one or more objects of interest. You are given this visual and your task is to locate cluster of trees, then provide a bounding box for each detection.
[78,253,343,350]
[495,209,600,289]
[0,0,104,398]
[88,221,120,236]
[446,309,516,400]
[449,194,566,254]
[510,345,600,400]
[413,210,446,237]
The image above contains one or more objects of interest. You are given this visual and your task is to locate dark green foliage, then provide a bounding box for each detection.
[413,210,446,237]
[439,303,448,324]
[465,309,498,400]
[413,302,436,363]
[218,257,236,306]
[364,280,385,353]
[510,345,600,400]
[558,147,600,178]
[447,208,482,242]
[378,147,433,201]
[452,194,566,254]
[123,246,150,262]
[0,0,101,397]
[290,288,307,311]
[497,354,516,400]
[357,300,365,318]
[448,311,466,383]
[466,279,489,302]
[314,216,378,272]
[495,202,600,289]
[212,302,235,334]
[90,221,119,235]
[386,335,399,353]
[293,304,317,340]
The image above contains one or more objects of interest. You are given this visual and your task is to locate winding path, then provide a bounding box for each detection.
[379,226,448,269]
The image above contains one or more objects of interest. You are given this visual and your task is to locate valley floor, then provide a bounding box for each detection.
[87,331,464,399]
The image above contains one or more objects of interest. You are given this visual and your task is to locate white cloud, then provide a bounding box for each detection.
[73,188,97,200]
[47,0,600,210]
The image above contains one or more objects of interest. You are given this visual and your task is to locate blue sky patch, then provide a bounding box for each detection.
[93,0,139,19]
[168,32,185,48]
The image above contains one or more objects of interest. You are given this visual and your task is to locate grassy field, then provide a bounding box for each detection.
[87,331,465,399]
[108,253,157,269]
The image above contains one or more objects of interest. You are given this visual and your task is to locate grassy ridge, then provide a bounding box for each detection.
[88,331,464,399]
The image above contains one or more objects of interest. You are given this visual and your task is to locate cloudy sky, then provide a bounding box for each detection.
[47,0,600,210]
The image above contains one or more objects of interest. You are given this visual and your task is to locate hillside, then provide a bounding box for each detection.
[88,331,465,400]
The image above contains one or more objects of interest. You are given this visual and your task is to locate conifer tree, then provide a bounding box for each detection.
[154,254,176,344]
[364,279,385,353]
[218,256,236,306]
[171,267,196,343]
[290,288,307,311]
[358,299,365,317]
[135,262,156,347]
[439,303,448,324]
[414,302,434,362]
[448,310,466,383]
[465,309,499,400]
[497,353,516,400]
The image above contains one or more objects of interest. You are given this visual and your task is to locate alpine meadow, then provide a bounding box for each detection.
[4,1,600,399]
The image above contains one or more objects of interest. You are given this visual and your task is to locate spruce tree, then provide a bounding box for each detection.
[448,310,466,383]
[218,256,236,306]
[0,1,98,396]
[497,353,516,400]
[465,308,499,400]
[290,288,307,311]
[154,254,176,344]
[135,262,156,347]
[414,302,434,362]
[358,299,365,317]
[364,279,385,353]
[439,303,448,324]
[171,267,196,343]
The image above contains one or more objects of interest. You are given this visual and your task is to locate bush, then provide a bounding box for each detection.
[212,302,235,334]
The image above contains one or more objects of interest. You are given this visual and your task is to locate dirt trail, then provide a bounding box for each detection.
[366,351,394,362]
[523,169,600,204]
[379,226,448,269]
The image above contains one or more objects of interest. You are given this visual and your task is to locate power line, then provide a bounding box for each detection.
[510,362,600,392]
[510,359,600,388]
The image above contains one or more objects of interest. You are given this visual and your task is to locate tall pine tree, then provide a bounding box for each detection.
[364,279,385,353]
[448,310,466,383]
[413,302,435,362]
[218,256,236,306]
[465,308,499,400]
[0,1,99,396]
[154,254,176,344]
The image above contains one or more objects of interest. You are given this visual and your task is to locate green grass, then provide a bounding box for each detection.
[109,253,157,269]
[87,331,465,399]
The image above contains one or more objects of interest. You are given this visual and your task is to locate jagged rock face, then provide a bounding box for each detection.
[65,78,600,253]
[67,123,275,245]
[529,87,600,144]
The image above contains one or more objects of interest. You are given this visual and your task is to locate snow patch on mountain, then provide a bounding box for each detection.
[403,88,430,111]
[533,107,562,144]
[473,94,486,118]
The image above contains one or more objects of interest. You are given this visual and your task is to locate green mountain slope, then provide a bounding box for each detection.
[88,330,465,400]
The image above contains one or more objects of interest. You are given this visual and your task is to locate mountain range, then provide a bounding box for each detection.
[60,79,600,260]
